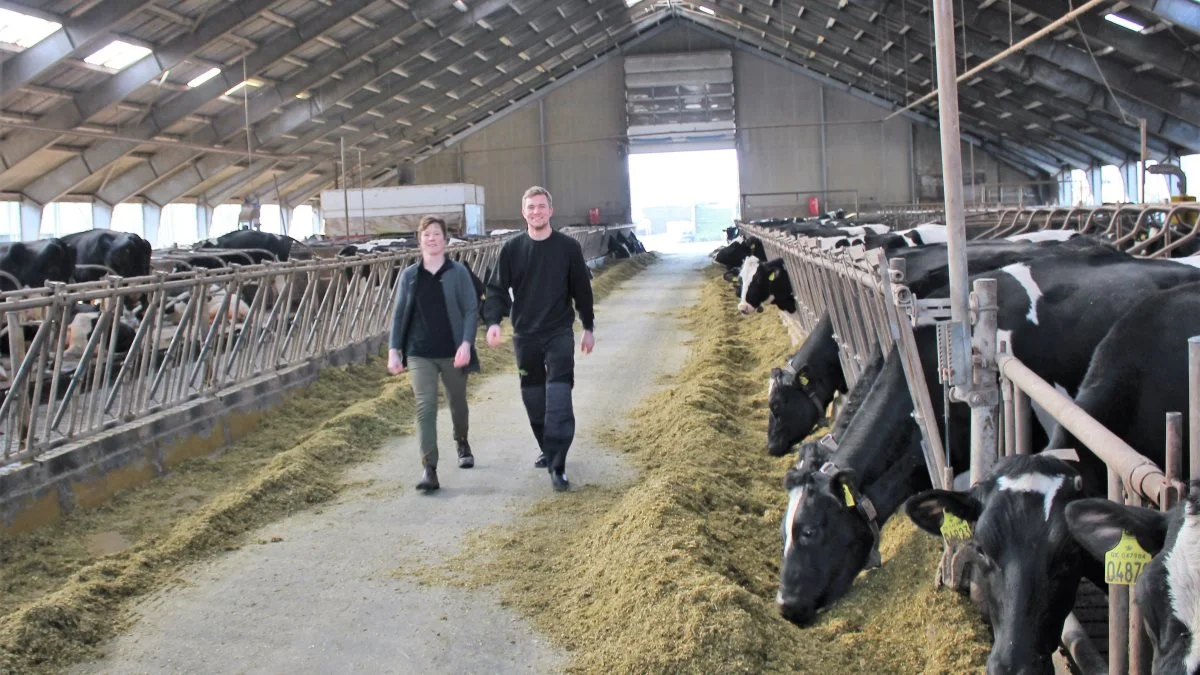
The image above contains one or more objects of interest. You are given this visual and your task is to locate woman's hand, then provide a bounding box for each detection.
[454,342,471,368]
[387,349,405,375]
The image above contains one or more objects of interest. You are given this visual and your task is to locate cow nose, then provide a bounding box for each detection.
[738,302,753,315]
[777,595,817,627]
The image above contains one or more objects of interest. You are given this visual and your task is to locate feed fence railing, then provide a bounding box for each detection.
[0,226,624,468]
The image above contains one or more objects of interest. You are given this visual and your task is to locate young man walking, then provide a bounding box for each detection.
[483,186,595,492]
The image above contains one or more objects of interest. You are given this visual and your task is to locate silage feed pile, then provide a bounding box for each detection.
[443,266,991,674]
[0,253,657,674]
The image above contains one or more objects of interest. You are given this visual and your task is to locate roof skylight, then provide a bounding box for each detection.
[84,40,153,71]
[0,8,61,49]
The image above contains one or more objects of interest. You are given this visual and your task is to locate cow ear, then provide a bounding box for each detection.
[904,489,983,538]
[7,242,26,262]
[1065,499,1168,563]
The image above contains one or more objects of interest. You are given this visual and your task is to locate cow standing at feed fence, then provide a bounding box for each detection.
[0,238,76,292]
[774,245,1200,629]
[764,237,1102,456]
[1067,483,1200,675]
[904,453,1090,674]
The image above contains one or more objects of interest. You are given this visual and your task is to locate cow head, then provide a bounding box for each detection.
[714,236,765,270]
[1067,482,1199,675]
[736,256,763,315]
[766,365,827,456]
[777,442,882,626]
[905,454,1088,675]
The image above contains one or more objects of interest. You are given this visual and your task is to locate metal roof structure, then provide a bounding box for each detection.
[0,0,1194,210]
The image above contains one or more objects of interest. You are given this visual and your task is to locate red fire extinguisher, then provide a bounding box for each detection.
[588,208,601,225]
[808,197,820,216]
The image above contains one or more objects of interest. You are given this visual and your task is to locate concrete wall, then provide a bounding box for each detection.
[911,125,1030,203]
[412,21,1038,228]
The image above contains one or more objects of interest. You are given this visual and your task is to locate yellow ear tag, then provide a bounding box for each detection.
[769,271,778,282]
[841,484,856,508]
[940,512,973,545]
[1104,531,1152,586]
[799,374,810,387]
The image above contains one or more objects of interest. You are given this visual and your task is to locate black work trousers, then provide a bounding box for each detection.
[512,328,576,474]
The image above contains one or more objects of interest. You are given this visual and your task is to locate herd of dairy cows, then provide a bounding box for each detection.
[714,213,1200,674]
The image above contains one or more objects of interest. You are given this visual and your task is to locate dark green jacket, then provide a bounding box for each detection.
[389,259,480,373]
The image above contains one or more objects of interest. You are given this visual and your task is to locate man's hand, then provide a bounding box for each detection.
[387,349,405,375]
[454,342,471,368]
[580,330,595,355]
[486,324,502,347]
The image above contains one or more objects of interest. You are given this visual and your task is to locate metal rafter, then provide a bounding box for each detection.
[287,12,676,204]
[192,0,582,207]
[680,6,1082,169]
[0,0,282,173]
[104,0,513,207]
[220,0,637,207]
[0,0,152,103]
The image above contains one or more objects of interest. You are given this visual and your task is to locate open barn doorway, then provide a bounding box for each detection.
[627,148,741,254]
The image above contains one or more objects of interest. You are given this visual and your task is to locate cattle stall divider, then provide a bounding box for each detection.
[0,225,634,471]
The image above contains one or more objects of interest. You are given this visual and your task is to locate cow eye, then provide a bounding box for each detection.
[800,526,817,539]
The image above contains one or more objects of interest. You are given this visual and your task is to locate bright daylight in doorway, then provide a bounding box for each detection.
[628,149,740,252]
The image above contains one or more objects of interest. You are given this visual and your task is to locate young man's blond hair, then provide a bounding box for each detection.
[521,186,553,208]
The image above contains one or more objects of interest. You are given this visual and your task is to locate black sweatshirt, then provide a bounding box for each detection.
[482,230,595,337]
[406,262,457,359]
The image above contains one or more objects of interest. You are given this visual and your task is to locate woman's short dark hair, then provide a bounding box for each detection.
[418,215,447,238]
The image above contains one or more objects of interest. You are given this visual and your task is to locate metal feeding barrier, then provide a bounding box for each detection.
[741,205,1199,675]
[741,222,952,490]
[0,225,631,469]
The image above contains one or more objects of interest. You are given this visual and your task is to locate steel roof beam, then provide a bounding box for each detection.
[966,2,1200,127]
[302,14,676,200]
[0,0,150,104]
[0,0,281,173]
[164,0,558,207]
[1124,0,1200,34]
[228,1,635,205]
[101,0,512,206]
[678,8,1083,169]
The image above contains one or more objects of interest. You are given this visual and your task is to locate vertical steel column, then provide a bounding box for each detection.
[1190,336,1199,481]
[968,279,999,484]
[1108,470,1130,675]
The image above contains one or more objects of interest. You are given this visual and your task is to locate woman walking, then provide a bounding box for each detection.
[388,215,481,493]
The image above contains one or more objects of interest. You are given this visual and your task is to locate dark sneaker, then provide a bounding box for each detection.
[416,466,439,492]
[534,452,548,468]
[457,439,474,469]
[550,470,570,492]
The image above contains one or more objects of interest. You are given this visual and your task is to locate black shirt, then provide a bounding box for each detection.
[482,230,595,337]
[406,261,457,359]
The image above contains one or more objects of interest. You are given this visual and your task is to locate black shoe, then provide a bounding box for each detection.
[550,470,570,492]
[534,452,548,468]
[416,466,439,492]
[456,439,474,469]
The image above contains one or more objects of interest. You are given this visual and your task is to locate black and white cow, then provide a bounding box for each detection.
[60,230,152,282]
[196,230,295,264]
[764,238,1093,456]
[1004,229,1082,243]
[1045,281,1199,492]
[737,258,795,315]
[1067,484,1200,675]
[0,238,76,292]
[905,453,1088,674]
[713,235,766,272]
[775,245,1200,627]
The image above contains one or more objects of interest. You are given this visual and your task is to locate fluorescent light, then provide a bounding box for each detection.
[698,6,716,15]
[84,40,152,71]
[452,0,468,10]
[224,78,263,96]
[0,8,61,49]
[625,0,640,6]
[187,67,221,88]
[1103,13,1145,32]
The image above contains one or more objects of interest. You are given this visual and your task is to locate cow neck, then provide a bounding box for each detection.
[792,314,844,395]
[829,350,919,513]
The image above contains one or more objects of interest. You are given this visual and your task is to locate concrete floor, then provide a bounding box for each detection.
[71,248,709,675]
